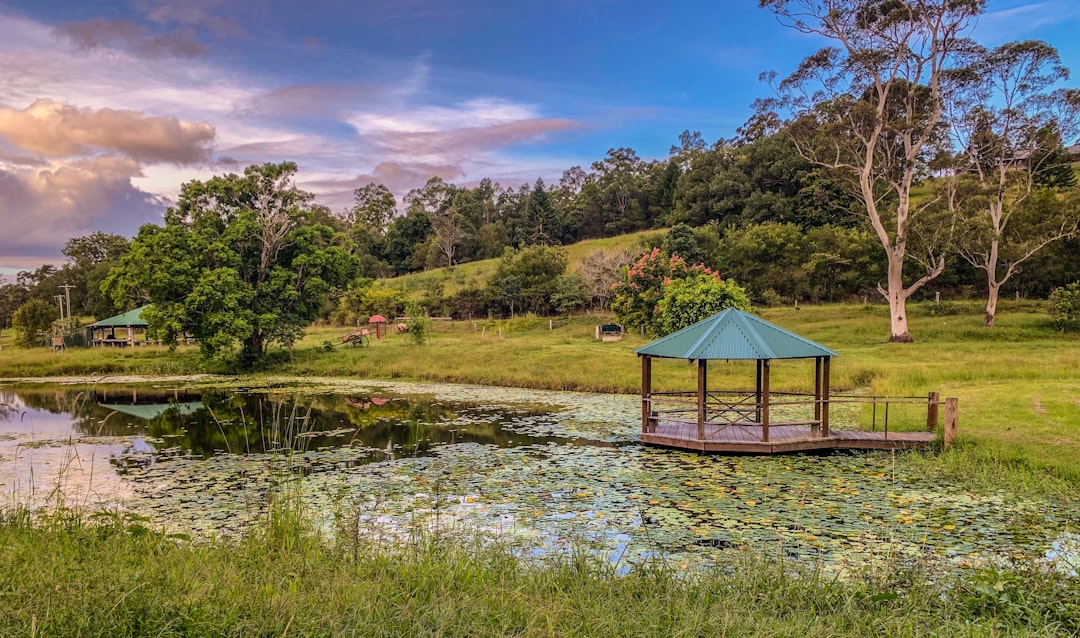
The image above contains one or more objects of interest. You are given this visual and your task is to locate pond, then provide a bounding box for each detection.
[1,379,1077,575]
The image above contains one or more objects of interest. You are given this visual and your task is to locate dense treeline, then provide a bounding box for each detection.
[4,127,1078,340]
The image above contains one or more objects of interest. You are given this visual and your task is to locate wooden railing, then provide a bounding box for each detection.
[644,390,946,442]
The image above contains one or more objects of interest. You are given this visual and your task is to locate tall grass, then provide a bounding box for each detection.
[2,501,1077,637]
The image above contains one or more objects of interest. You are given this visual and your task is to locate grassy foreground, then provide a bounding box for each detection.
[2,505,1077,637]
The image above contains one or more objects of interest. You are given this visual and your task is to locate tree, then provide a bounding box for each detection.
[406,301,431,345]
[60,232,130,319]
[949,40,1080,327]
[430,206,469,268]
[611,248,728,335]
[382,210,432,275]
[487,246,569,316]
[12,299,57,347]
[589,148,649,236]
[0,283,29,330]
[524,179,559,245]
[758,0,984,341]
[105,162,357,366]
[349,183,396,236]
[576,248,635,310]
[662,223,706,265]
[550,274,589,317]
[656,273,751,335]
[1049,282,1080,331]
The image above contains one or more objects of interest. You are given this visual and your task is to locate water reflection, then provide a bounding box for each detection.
[2,385,571,465]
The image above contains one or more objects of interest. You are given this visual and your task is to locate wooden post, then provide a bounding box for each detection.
[641,356,652,434]
[943,397,958,449]
[755,359,763,423]
[697,359,707,441]
[812,357,822,436]
[761,359,770,443]
[927,392,940,432]
[821,357,831,437]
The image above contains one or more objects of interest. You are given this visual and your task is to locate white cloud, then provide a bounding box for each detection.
[974,1,1080,44]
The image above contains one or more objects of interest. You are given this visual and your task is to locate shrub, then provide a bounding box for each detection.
[1049,282,1080,330]
[406,301,431,345]
[12,299,57,348]
[656,273,751,334]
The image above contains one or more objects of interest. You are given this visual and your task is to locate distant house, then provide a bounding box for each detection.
[84,305,152,347]
[1004,142,1080,168]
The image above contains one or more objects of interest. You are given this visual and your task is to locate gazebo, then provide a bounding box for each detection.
[85,305,152,347]
[637,308,838,451]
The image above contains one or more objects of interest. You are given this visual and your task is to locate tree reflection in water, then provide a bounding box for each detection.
[3,385,567,469]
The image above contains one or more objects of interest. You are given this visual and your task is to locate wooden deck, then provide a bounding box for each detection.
[640,421,935,454]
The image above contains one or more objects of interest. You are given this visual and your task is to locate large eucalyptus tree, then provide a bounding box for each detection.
[757,0,984,341]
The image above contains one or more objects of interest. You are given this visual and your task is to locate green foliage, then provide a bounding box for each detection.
[1049,282,1080,330]
[4,509,1079,638]
[336,283,405,326]
[717,223,882,304]
[661,223,705,264]
[349,183,397,235]
[611,248,730,335]
[104,162,358,367]
[550,274,589,316]
[406,301,431,346]
[0,284,29,330]
[656,273,751,334]
[12,298,57,347]
[488,246,569,316]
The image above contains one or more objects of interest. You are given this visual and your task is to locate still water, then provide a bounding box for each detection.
[1,380,1076,575]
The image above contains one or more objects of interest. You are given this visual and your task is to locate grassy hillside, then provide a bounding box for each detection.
[388,230,660,297]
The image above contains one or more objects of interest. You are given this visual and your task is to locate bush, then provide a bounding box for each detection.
[12,299,57,348]
[1049,282,1080,330]
[656,274,751,334]
[406,301,431,345]
[611,248,730,336]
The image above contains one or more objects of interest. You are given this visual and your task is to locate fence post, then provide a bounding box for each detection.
[926,392,939,432]
[943,397,958,449]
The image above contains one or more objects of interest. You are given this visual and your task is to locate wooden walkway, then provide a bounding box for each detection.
[640,421,935,454]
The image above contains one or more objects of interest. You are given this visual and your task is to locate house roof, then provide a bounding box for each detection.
[86,305,151,329]
[635,308,837,360]
[98,401,204,420]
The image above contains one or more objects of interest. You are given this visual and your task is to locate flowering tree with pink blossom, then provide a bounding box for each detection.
[610,248,749,336]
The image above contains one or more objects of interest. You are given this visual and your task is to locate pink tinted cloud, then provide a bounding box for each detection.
[52,18,207,58]
[245,84,381,117]
[0,99,215,164]
[369,118,582,156]
[302,161,465,211]
[139,0,247,38]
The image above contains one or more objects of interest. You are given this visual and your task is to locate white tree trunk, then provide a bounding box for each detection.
[984,281,1000,328]
[883,252,913,343]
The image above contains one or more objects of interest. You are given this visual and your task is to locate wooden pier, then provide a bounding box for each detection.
[640,421,936,454]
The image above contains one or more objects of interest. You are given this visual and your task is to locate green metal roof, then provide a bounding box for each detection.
[635,308,837,360]
[86,305,151,328]
[99,401,204,420]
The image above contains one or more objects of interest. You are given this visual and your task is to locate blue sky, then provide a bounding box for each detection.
[1,0,1079,276]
